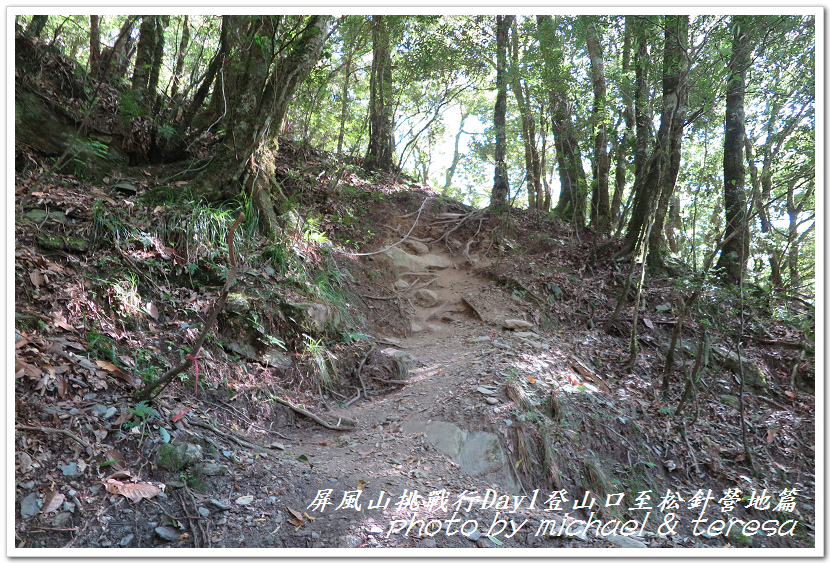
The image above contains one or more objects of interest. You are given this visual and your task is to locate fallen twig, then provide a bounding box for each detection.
[16,424,90,449]
[191,420,270,454]
[271,396,356,430]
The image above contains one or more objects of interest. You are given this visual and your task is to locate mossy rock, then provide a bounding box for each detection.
[34,233,89,252]
[156,442,203,470]
[718,394,740,409]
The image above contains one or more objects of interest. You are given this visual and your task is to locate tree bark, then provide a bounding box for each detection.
[586,19,611,232]
[131,16,158,109]
[716,15,753,283]
[170,15,190,100]
[99,17,136,81]
[189,15,331,239]
[89,16,101,77]
[365,15,396,172]
[623,15,689,267]
[538,15,588,227]
[336,48,353,155]
[490,15,514,211]
[509,20,542,210]
[631,16,653,188]
[148,16,169,116]
[26,15,48,38]
[444,110,468,193]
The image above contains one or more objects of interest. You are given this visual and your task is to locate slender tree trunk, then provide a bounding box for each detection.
[366,15,396,172]
[164,16,228,158]
[716,15,753,283]
[631,16,652,188]
[100,17,136,80]
[149,16,169,116]
[89,16,101,77]
[336,50,353,154]
[509,20,542,209]
[586,19,611,232]
[444,110,468,192]
[623,15,689,265]
[491,15,514,211]
[170,15,190,100]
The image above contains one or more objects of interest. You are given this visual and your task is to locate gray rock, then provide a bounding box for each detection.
[209,499,232,511]
[394,279,410,291]
[471,336,491,343]
[383,247,452,272]
[104,406,117,419]
[193,462,228,476]
[20,492,41,518]
[119,534,134,547]
[198,507,211,518]
[606,534,647,548]
[91,404,108,415]
[503,319,533,330]
[415,289,440,307]
[261,349,292,370]
[155,526,179,542]
[485,397,499,405]
[225,293,251,315]
[60,462,83,476]
[410,323,423,334]
[476,386,497,395]
[403,240,430,255]
[420,538,437,548]
[337,535,362,548]
[465,529,482,541]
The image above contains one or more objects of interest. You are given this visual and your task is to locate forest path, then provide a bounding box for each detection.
[296,235,560,546]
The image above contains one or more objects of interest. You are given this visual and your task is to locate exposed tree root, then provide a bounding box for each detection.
[270,396,356,431]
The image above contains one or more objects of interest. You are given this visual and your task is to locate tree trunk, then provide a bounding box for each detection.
[336,49,353,155]
[509,20,542,210]
[164,16,229,158]
[148,16,169,116]
[716,15,753,283]
[131,16,158,109]
[365,15,396,172]
[631,16,653,188]
[490,15,514,211]
[189,16,331,239]
[100,17,136,80]
[26,15,48,38]
[586,20,611,232]
[444,110,468,192]
[538,15,588,227]
[623,15,689,266]
[170,15,190,100]
[89,16,101,77]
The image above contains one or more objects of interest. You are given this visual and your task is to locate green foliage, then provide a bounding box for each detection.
[118,91,142,118]
[86,329,119,363]
[123,401,159,430]
[91,200,132,245]
[303,334,338,389]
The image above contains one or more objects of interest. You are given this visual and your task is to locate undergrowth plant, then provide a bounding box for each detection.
[303,334,338,389]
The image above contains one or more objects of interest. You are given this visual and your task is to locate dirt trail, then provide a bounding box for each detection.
[295,240,580,548]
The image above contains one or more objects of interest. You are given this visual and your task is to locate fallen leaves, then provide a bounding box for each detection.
[95,360,135,387]
[41,491,65,514]
[104,479,160,503]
